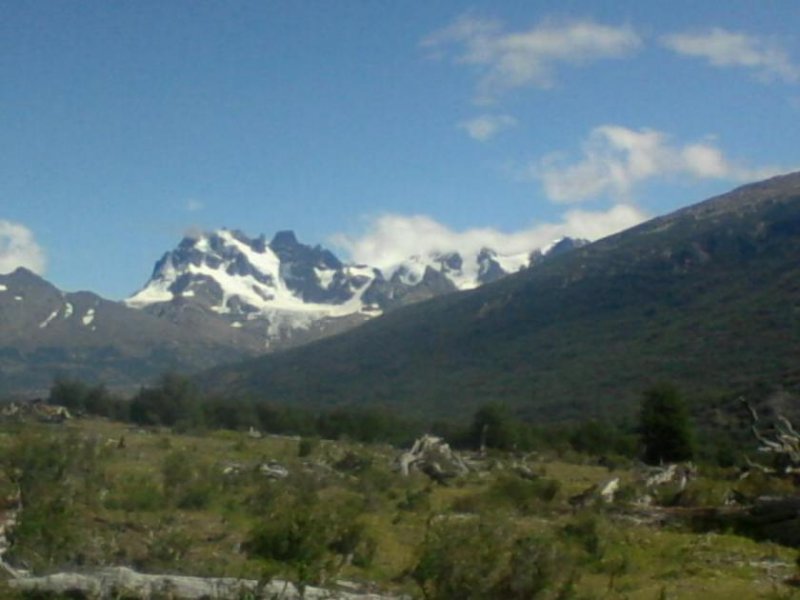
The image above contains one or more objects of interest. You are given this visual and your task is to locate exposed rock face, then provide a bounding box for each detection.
[8,566,407,599]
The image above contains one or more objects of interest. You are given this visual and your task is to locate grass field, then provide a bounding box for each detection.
[1,417,799,598]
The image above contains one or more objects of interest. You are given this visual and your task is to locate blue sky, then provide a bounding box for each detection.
[1,1,799,299]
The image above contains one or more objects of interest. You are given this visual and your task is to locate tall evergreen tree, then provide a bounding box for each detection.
[470,402,517,451]
[639,383,694,464]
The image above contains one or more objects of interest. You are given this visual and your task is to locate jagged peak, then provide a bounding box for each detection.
[271,230,298,248]
[127,228,588,326]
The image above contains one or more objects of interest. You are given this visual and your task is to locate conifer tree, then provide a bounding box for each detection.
[639,383,694,464]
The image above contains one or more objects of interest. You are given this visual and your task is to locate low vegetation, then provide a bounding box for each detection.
[2,379,800,598]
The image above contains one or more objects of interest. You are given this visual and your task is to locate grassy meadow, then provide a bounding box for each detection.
[1,416,799,598]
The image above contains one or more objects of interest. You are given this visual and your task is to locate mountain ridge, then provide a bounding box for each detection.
[125,228,586,349]
[197,172,800,421]
[0,228,586,396]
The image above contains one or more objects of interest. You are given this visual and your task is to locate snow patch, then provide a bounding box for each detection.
[64,303,74,319]
[125,254,178,308]
[0,284,6,292]
[14,296,22,301]
[82,308,95,326]
[182,290,195,298]
[493,252,530,275]
[39,309,59,329]
[314,267,336,290]
[231,321,243,328]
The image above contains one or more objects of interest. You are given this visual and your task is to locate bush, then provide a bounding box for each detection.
[412,517,508,600]
[105,473,165,512]
[494,534,576,599]
[297,437,319,458]
[244,487,373,585]
[412,517,577,599]
[1,431,108,569]
[450,474,560,516]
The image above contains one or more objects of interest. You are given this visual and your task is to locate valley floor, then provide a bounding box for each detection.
[0,418,799,598]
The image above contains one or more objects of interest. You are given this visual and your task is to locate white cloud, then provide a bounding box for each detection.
[186,199,204,212]
[458,114,518,141]
[333,206,646,272]
[0,220,46,275]
[423,15,642,102]
[662,28,799,83]
[533,125,787,203]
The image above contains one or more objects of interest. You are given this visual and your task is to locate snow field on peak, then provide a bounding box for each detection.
[388,248,534,291]
[125,230,577,344]
[492,251,531,276]
[128,231,381,322]
[314,267,336,290]
[126,254,178,308]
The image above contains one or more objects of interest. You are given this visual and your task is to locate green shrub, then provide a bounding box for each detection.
[177,480,215,510]
[161,450,194,492]
[297,437,319,458]
[735,469,797,500]
[412,517,508,600]
[494,534,577,599]
[244,487,373,584]
[673,478,730,507]
[487,474,561,512]
[105,473,165,512]
[144,525,193,568]
[561,513,606,563]
[397,487,431,513]
[450,474,560,516]
[1,431,108,569]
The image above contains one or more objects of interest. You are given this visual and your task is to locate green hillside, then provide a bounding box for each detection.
[201,173,800,421]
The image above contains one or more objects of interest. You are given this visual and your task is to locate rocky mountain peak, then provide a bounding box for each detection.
[126,229,589,349]
[270,230,299,248]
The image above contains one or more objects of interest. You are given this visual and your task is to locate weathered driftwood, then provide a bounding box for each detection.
[0,400,71,424]
[8,566,408,599]
[642,463,696,491]
[0,485,23,579]
[568,477,620,508]
[397,435,469,484]
[742,398,800,475]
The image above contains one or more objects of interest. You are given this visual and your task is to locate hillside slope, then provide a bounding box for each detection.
[200,172,800,420]
[0,269,255,396]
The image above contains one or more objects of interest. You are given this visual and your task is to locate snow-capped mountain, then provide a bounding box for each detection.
[126,229,587,349]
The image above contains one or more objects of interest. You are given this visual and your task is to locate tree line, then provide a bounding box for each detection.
[45,373,698,465]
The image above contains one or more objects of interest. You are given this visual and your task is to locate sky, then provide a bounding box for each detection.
[1,1,799,299]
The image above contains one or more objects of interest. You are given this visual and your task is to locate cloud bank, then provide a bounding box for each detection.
[423,15,642,102]
[333,206,646,272]
[0,220,46,275]
[662,28,799,83]
[458,114,517,141]
[533,125,786,203]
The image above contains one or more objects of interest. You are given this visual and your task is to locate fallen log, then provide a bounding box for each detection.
[9,566,408,599]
